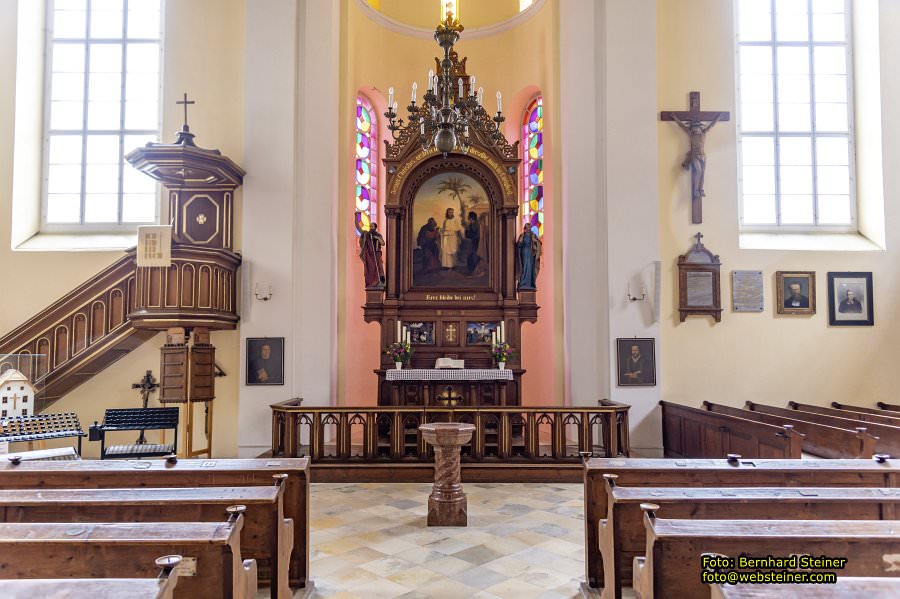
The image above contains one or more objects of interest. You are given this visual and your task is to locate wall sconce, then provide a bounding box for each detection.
[626,282,647,302]
[254,283,272,302]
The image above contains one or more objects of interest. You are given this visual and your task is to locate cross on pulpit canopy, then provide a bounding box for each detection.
[694,232,704,246]
[177,92,195,130]
[661,92,730,224]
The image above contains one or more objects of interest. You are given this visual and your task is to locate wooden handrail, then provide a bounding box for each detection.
[270,401,630,461]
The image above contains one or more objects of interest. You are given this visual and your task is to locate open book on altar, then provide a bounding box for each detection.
[434,358,465,369]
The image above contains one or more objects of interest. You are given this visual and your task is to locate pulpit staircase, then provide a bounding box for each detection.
[0,253,155,413]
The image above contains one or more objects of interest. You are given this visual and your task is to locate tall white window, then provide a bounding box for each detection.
[43,0,162,231]
[737,0,855,231]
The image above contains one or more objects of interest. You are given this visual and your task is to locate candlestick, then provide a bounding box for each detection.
[420,121,425,135]
[496,91,502,113]
[491,331,497,346]
[469,75,475,94]
[411,81,417,103]
[458,78,463,99]
[427,69,434,90]
[477,87,484,105]
[388,87,394,109]
[397,320,401,340]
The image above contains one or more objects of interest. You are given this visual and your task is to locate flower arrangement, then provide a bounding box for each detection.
[385,341,413,364]
[489,341,513,364]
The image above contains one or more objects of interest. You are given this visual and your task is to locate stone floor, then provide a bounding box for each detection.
[295,482,592,598]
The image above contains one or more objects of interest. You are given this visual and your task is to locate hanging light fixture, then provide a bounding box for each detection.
[384,0,506,155]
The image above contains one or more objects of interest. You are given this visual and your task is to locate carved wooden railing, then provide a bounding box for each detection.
[0,254,154,411]
[271,399,630,462]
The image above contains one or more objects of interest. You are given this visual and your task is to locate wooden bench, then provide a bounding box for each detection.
[598,474,899,599]
[0,456,310,588]
[790,401,900,428]
[633,506,900,599]
[582,457,900,589]
[0,506,256,599]
[0,477,292,599]
[877,402,900,413]
[833,401,900,417]
[5,446,80,462]
[0,555,182,599]
[747,401,900,457]
[703,401,877,459]
[89,408,180,459]
[710,577,900,598]
[0,412,86,454]
[661,401,802,459]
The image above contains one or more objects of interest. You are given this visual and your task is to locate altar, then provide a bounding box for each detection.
[379,368,519,407]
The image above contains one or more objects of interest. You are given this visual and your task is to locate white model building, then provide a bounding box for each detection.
[0,369,35,419]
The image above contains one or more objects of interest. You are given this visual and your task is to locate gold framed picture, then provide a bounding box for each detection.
[775,271,816,315]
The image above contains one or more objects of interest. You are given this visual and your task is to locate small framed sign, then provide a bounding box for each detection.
[731,270,764,312]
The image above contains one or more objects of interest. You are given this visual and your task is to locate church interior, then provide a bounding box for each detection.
[0,0,899,597]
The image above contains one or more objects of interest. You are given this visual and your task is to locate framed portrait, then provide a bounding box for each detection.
[406,322,435,345]
[776,271,816,315]
[246,337,285,385]
[828,272,873,326]
[616,338,656,387]
[465,322,499,345]
[411,172,491,289]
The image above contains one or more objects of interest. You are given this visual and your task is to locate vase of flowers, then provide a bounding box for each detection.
[385,341,412,369]
[490,341,513,370]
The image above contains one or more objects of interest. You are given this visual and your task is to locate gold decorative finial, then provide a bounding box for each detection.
[440,0,463,32]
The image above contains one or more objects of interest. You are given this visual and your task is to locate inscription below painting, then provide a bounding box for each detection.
[686,272,714,307]
[731,270,763,312]
[413,172,490,288]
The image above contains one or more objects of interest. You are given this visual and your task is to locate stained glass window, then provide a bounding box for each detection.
[355,96,378,236]
[522,97,543,237]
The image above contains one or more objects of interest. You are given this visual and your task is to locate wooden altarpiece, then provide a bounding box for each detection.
[364,53,538,408]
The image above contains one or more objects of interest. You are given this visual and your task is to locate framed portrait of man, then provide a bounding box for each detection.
[775,271,816,315]
[246,337,285,385]
[616,338,656,387]
[828,272,874,326]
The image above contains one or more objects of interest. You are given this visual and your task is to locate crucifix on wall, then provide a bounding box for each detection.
[661,92,730,224]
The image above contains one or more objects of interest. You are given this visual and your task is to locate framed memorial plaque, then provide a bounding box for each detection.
[731,270,764,312]
[677,233,722,322]
[827,272,873,326]
[776,271,816,315]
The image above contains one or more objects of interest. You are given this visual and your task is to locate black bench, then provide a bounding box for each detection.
[0,413,85,454]
[89,408,179,459]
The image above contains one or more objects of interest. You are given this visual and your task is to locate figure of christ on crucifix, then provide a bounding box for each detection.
[661,92,730,224]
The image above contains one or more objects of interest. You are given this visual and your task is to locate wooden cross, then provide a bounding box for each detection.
[176,92,195,130]
[661,92,730,224]
[131,370,159,445]
[694,232,704,247]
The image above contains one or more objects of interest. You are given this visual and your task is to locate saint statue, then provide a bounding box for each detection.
[440,207,463,269]
[516,223,542,291]
[670,113,722,206]
[359,222,385,288]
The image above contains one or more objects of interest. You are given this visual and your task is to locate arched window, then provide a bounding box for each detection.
[522,97,543,237]
[355,96,378,235]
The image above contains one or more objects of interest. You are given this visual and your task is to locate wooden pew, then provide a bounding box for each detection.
[711,577,900,598]
[0,506,256,599]
[833,401,900,417]
[703,401,877,459]
[0,477,292,599]
[877,401,900,413]
[747,401,900,457]
[661,401,802,459]
[0,457,310,589]
[0,555,182,599]
[598,474,899,599]
[582,456,900,589]
[633,505,900,599]
[791,400,900,427]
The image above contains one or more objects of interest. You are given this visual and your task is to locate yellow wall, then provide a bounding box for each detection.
[0,0,245,457]
[374,0,521,30]
[658,0,900,408]
[339,0,565,406]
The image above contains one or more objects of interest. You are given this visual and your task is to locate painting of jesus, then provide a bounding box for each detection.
[412,172,490,288]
